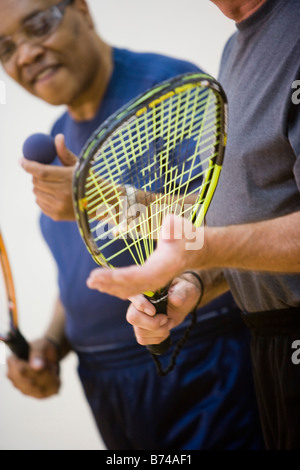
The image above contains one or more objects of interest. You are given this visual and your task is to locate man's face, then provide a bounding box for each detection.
[0,0,99,106]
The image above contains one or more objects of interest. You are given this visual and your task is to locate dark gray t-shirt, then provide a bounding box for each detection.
[207,0,300,312]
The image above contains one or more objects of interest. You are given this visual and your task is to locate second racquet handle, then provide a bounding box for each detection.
[6,328,30,361]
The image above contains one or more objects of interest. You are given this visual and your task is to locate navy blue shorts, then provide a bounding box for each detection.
[77,307,264,450]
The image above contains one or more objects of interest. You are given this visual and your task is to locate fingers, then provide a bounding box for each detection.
[124,276,202,347]
[126,304,168,329]
[6,356,39,397]
[6,340,61,399]
[32,178,62,195]
[6,355,60,399]
[20,157,56,179]
[20,157,76,221]
[134,325,170,346]
[54,134,78,167]
[86,266,153,300]
[20,158,72,182]
[128,294,156,316]
[126,301,170,346]
[32,186,71,221]
[86,248,180,299]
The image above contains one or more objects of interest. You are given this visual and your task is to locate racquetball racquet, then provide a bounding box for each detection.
[73,72,227,375]
[0,230,29,360]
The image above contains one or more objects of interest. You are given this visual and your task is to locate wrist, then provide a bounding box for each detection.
[204,225,235,270]
[44,336,62,361]
[182,226,211,271]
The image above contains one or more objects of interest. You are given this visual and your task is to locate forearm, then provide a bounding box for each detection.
[188,211,300,274]
[44,297,71,360]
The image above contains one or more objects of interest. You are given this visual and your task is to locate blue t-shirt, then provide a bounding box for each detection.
[40,48,238,351]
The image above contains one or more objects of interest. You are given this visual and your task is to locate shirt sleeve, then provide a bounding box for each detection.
[289,87,300,194]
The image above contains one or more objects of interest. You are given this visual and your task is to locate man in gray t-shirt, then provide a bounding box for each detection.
[87,0,300,450]
[208,0,300,313]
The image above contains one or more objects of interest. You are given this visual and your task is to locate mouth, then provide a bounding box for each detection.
[30,65,61,85]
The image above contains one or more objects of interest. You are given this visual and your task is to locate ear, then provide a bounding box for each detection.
[73,0,95,29]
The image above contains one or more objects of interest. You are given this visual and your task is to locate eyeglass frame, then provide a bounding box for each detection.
[0,0,75,64]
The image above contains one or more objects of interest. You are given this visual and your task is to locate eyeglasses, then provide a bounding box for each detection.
[0,0,75,64]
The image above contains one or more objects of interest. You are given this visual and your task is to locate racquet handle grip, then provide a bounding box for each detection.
[5,329,30,361]
[147,335,172,355]
[145,287,172,356]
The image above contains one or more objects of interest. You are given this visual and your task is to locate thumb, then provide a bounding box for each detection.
[54,133,78,167]
[168,279,189,308]
[29,347,46,371]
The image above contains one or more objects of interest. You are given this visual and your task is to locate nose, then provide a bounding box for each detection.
[16,41,44,67]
